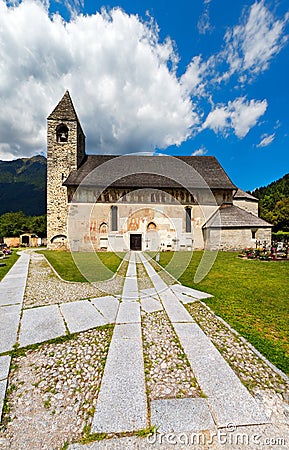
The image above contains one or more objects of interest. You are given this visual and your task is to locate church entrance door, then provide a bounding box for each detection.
[130,234,142,251]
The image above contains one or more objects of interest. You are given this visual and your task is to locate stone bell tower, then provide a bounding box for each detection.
[47,91,86,249]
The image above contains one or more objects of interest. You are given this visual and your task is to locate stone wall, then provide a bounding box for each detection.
[214,227,272,251]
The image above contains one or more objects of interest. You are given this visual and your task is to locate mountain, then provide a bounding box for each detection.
[0,155,46,216]
[251,173,289,232]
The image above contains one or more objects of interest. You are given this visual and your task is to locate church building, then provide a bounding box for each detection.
[47,91,271,252]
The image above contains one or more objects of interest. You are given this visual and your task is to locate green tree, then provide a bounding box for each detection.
[28,215,47,237]
[0,212,47,238]
[0,211,28,237]
[272,198,289,231]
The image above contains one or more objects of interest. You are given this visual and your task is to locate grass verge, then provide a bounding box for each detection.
[157,251,289,375]
[38,250,124,282]
[0,250,20,281]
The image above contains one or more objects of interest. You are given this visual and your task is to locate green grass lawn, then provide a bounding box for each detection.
[0,250,20,281]
[38,250,124,282]
[156,251,289,375]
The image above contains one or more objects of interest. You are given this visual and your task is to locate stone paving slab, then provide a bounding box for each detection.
[0,305,21,354]
[91,296,120,323]
[92,323,147,433]
[151,398,215,432]
[0,356,11,381]
[160,291,195,323]
[141,296,163,313]
[139,292,159,301]
[121,255,139,301]
[122,277,139,301]
[139,288,158,296]
[116,302,141,324]
[173,291,198,304]
[0,378,8,420]
[170,284,213,299]
[60,301,107,333]
[3,272,28,280]
[139,255,168,292]
[19,305,66,347]
[0,286,26,306]
[173,322,269,428]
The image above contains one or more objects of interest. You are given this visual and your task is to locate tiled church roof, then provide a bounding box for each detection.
[203,204,272,229]
[234,188,258,202]
[63,155,236,190]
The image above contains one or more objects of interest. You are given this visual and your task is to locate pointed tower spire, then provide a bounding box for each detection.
[48,90,79,121]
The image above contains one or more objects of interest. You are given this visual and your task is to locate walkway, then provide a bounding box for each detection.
[0,252,30,418]
[0,251,271,440]
[92,253,147,433]
[139,253,268,429]
[91,252,268,434]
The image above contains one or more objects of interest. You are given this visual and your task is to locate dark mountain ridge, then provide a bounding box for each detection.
[0,155,46,216]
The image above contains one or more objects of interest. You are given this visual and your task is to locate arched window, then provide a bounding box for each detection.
[185,207,191,233]
[111,206,118,231]
[99,222,108,234]
[51,234,67,243]
[56,124,69,143]
[147,222,157,231]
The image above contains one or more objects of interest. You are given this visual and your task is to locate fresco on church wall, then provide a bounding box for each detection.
[68,200,205,251]
[69,187,200,205]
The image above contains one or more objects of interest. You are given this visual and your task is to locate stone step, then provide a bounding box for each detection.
[151,398,215,432]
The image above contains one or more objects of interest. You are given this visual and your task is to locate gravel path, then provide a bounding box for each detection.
[136,255,154,291]
[24,252,125,308]
[142,310,202,400]
[0,326,113,450]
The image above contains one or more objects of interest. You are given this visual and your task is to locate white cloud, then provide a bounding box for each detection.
[197,0,213,35]
[224,1,289,80]
[0,1,197,158]
[203,97,268,138]
[180,56,210,96]
[191,146,207,156]
[0,1,286,160]
[257,133,275,147]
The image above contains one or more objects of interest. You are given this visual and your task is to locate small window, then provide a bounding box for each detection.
[111,206,118,231]
[185,207,191,233]
[251,229,257,239]
[99,222,108,234]
[56,124,69,143]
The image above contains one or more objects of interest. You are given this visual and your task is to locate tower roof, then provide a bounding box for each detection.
[48,90,80,121]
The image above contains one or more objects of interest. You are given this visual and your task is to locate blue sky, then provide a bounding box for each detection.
[0,0,288,190]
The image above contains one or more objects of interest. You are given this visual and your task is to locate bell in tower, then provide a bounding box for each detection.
[56,124,69,143]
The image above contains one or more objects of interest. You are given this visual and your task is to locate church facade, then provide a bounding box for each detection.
[47,91,272,252]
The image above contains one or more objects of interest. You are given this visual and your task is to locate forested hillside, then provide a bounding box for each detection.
[251,173,289,231]
[0,155,46,216]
